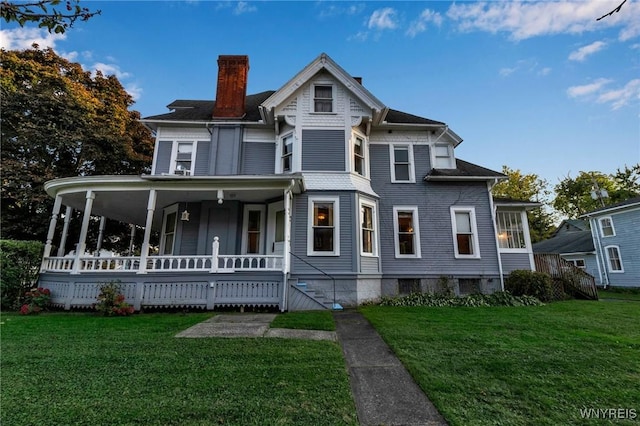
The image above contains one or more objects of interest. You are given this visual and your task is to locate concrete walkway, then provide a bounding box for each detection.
[333,311,448,426]
[175,313,337,341]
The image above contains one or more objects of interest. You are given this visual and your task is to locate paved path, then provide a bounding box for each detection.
[175,313,337,341]
[333,311,448,426]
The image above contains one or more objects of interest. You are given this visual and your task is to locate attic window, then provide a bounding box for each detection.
[432,143,454,169]
[313,85,333,112]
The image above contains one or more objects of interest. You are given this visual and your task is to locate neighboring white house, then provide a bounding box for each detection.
[581,197,640,288]
[38,53,538,310]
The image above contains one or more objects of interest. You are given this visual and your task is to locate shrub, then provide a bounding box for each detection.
[505,270,554,302]
[0,240,44,310]
[376,291,543,308]
[94,281,135,316]
[19,287,51,315]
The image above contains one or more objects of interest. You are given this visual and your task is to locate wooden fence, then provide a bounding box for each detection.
[534,253,598,300]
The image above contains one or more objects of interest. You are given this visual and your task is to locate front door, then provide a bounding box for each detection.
[266,201,285,255]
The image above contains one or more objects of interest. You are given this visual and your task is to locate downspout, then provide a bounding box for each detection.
[589,215,609,288]
[488,179,505,291]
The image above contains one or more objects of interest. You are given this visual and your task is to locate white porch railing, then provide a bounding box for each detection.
[41,238,283,274]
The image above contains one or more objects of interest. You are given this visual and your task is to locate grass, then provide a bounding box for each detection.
[1,312,356,426]
[270,310,335,331]
[599,288,640,301]
[361,301,640,426]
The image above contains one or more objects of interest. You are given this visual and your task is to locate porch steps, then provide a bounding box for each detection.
[288,282,332,311]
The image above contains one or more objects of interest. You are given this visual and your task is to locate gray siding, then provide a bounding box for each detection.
[290,192,355,275]
[197,200,241,255]
[501,253,531,274]
[360,256,380,274]
[176,203,201,255]
[302,130,345,171]
[369,143,501,277]
[194,141,211,176]
[561,253,601,285]
[210,126,242,175]
[241,142,276,174]
[594,210,640,287]
[154,140,172,175]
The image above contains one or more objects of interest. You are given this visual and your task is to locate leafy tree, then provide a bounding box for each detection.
[553,165,640,218]
[1,0,100,33]
[492,166,555,243]
[1,46,154,246]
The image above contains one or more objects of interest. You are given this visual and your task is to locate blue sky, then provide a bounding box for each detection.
[2,0,639,191]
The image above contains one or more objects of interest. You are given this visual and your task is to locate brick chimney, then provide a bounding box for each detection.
[213,55,249,118]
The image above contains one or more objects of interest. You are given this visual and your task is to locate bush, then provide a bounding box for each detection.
[376,291,543,308]
[0,240,44,310]
[94,281,135,316]
[19,287,51,314]
[505,270,554,302]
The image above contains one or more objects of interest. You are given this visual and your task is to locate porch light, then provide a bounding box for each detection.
[181,202,190,221]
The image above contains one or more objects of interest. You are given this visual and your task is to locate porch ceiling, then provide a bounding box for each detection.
[48,175,303,229]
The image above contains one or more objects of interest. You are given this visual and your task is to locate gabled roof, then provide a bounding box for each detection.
[424,159,506,182]
[580,196,640,217]
[552,219,589,237]
[532,231,595,255]
[259,53,387,125]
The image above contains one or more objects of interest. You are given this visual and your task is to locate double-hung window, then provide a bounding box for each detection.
[174,142,194,176]
[281,134,293,173]
[496,211,527,250]
[393,206,421,258]
[308,197,340,256]
[390,144,415,183]
[313,85,333,112]
[353,135,366,176]
[598,217,615,237]
[451,207,480,258]
[605,246,624,272]
[360,201,377,256]
[161,206,178,255]
[432,143,454,169]
[242,205,266,254]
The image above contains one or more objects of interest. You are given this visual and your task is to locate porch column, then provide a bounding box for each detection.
[127,224,136,256]
[57,206,73,257]
[71,190,95,274]
[43,195,63,259]
[95,216,106,254]
[138,189,157,274]
[281,181,294,312]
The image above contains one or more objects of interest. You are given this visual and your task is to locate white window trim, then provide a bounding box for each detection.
[351,131,369,177]
[393,206,421,258]
[241,204,266,255]
[450,206,481,259]
[496,210,530,253]
[307,196,340,256]
[277,132,295,174]
[169,141,197,176]
[604,245,624,273]
[569,259,586,269]
[160,204,179,255]
[389,144,416,183]
[310,83,336,114]
[598,216,616,237]
[359,199,378,257]
[431,142,455,169]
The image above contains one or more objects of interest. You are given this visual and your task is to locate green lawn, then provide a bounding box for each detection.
[1,312,356,426]
[361,301,640,426]
[599,289,640,301]
[270,310,335,331]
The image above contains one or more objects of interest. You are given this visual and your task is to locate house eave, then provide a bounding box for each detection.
[424,175,508,182]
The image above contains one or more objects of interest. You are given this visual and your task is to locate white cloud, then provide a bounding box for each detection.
[568,41,607,61]
[0,27,65,50]
[597,79,640,109]
[234,1,257,15]
[447,0,640,42]
[538,67,552,76]
[317,3,365,19]
[368,8,398,31]
[125,83,143,101]
[91,62,131,80]
[498,58,550,77]
[406,9,443,38]
[567,78,613,98]
[499,67,517,77]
